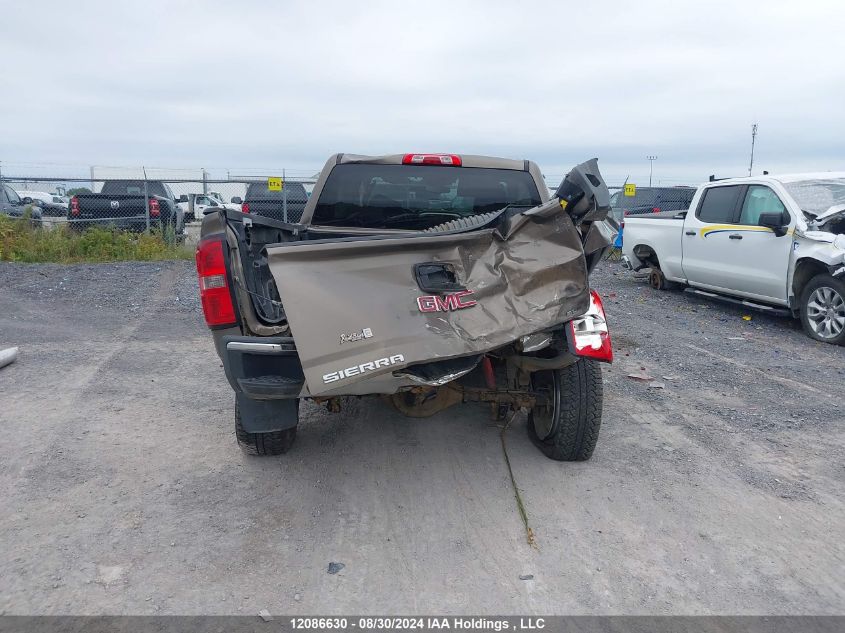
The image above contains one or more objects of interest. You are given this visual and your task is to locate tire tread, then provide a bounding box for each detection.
[528,360,603,461]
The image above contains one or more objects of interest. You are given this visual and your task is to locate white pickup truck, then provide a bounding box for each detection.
[622,172,845,345]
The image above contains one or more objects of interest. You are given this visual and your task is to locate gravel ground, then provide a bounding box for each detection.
[0,258,843,615]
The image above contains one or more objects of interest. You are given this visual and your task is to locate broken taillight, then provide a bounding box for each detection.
[196,237,237,327]
[149,198,161,218]
[70,196,80,216]
[402,153,462,166]
[567,290,613,362]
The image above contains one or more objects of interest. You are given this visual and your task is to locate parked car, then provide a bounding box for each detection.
[241,181,308,222]
[1,184,43,224]
[69,180,184,236]
[609,186,696,222]
[622,173,845,344]
[17,190,69,217]
[196,153,616,459]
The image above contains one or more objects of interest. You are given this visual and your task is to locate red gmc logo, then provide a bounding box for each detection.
[417,290,477,313]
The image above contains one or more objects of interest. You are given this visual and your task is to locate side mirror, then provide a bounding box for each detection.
[22,197,32,204]
[179,194,189,203]
[231,196,242,204]
[759,212,788,237]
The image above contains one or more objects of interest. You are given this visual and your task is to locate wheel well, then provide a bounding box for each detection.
[632,245,660,269]
[792,259,828,302]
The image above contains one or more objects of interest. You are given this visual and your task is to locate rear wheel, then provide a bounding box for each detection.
[235,401,298,455]
[800,274,845,345]
[527,360,603,461]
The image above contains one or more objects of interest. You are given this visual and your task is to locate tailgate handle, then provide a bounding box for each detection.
[414,262,466,293]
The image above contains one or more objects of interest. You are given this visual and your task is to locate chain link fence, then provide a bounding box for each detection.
[2,165,692,249]
[0,170,318,243]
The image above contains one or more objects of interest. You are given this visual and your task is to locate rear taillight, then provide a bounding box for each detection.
[70,196,80,216]
[567,290,612,363]
[149,198,161,218]
[652,207,661,213]
[196,237,237,327]
[241,202,250,213]
[402,153,462,166]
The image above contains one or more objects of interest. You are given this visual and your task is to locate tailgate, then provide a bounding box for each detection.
[75,194,147,218]
[265,209,591,396]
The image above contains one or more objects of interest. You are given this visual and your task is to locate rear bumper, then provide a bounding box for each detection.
[222,335,305,399]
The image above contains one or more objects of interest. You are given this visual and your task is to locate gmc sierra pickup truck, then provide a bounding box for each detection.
[69,180,184,237]
[622,173,845,344]
[197,153,616,459]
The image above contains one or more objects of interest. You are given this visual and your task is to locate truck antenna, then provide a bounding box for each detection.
[748,123,758,176]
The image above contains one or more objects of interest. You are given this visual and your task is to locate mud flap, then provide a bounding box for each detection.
[236,392,299,433]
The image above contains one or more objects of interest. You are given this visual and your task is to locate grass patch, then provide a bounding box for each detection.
[0,215,193,263]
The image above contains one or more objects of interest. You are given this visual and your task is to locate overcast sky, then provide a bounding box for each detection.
[1,0,843,185]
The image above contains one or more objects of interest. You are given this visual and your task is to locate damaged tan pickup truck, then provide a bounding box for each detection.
[196,153,616,459]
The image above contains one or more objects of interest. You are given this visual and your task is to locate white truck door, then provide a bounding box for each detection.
[681,184,746,290]
[715,185,792,302]
[195,195,212,216]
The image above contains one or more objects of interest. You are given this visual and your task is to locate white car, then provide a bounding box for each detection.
[622,173,845,344]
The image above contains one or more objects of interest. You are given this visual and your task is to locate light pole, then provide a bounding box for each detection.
[646,156,657,187]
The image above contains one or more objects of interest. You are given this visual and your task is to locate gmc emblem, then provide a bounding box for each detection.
[417,290,477,313]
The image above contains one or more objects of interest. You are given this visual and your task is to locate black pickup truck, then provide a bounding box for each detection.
[241,181,308,222]
[69,180,184,236]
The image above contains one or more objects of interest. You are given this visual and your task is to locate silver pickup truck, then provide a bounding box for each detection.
[622,173,845,344]
[196,153,616,459]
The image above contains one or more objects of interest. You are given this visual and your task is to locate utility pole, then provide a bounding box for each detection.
[646,156,657,186]
[748,123,758,176]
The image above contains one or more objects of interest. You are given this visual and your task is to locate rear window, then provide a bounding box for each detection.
[697,185,743,223]
[312,164,542,229]
[246,182,308,201]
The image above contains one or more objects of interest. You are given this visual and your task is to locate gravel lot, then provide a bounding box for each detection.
[0,258,843,615]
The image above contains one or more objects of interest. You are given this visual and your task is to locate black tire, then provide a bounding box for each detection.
[799,274,845,345]
[527,359,603,461]
[234,401,297,455]
[648,267,669,290]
